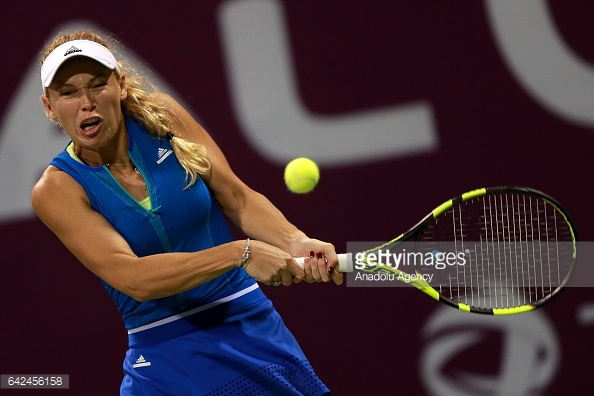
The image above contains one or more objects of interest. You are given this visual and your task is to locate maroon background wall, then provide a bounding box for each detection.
[1,1,593,394]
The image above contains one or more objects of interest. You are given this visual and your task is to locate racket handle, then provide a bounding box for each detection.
[294,253,353,273]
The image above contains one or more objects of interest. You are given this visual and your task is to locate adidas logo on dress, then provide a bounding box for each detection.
[132,355,151,368]
[157,147,173,164]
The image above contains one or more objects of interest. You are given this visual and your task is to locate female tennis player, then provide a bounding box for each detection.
[32,30,342,395]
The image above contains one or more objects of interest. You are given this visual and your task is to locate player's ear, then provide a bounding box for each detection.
[41,95,57,121]
[119,74,127,100]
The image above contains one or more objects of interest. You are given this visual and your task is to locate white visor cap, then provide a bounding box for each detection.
[41,39,120,89]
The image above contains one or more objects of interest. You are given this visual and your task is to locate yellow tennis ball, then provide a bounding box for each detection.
[284,157,320,194]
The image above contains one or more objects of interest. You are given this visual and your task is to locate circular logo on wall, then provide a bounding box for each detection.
[420,308,559,396]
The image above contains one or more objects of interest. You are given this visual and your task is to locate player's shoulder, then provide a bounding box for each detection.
[33,165,73,190]
[32,166,86,209]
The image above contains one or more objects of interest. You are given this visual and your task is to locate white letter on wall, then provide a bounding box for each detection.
[486,0,594,126]
[218,0,437,166]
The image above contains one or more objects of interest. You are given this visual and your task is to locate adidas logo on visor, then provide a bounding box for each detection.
[64,46,82,56]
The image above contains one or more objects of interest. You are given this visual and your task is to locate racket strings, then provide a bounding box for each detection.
[419,192,574,310]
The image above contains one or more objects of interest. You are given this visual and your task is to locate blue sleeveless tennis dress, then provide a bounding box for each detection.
[50,118,330,395]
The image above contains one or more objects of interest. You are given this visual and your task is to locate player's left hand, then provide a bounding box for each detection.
[289,239,343,285]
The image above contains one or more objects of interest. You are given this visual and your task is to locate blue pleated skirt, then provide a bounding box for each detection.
[120,285,330,395]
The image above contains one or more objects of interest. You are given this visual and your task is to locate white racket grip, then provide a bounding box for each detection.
[294,253,353,273]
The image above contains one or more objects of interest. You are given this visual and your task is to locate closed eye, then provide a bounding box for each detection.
[59,89,76,97]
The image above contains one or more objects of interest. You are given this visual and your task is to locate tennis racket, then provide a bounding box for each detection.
[296,186,578,315]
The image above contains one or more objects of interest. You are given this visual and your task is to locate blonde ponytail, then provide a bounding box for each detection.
[119,61,211,187]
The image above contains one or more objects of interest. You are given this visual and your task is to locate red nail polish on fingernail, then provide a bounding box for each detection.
[328,267,335,275]
[317,253,323,259]
[309,251,315,258]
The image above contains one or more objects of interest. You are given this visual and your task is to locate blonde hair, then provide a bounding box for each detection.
[40,31,210,188]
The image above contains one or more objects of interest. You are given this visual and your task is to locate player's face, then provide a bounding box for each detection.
[42,57,127,149]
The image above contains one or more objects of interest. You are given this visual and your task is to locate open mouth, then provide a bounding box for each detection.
[80,117,102,132]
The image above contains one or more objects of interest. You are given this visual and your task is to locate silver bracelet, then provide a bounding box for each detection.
[241,238,251,268]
